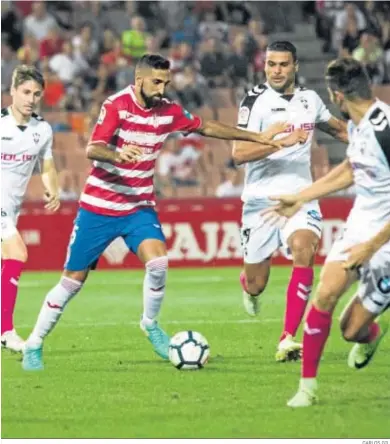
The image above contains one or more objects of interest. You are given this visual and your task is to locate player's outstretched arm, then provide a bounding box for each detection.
[41,159,60,212]
[316,116,349,143]
[195,120,279,147]
[232,129,309,165]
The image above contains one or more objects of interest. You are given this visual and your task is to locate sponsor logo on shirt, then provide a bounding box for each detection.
[284,123,315,133]
[1,153,35,162]
[33,133,40,144]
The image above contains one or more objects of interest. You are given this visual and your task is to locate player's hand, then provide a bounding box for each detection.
[260,194,303,225]
[342,241,377,270]
[263,121,289,140]
[117,144,143,163]
[44,191,60,212]
[279,129,309,147]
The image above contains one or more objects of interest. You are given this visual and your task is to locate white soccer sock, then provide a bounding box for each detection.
[27,276,83,346]
[142,256,168,326]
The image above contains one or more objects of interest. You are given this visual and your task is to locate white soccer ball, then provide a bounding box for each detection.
[168,331,210,370]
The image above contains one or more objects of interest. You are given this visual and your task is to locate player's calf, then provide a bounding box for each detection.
[1,232,28,337]
[24,275,84,349]
[140,256,170,359]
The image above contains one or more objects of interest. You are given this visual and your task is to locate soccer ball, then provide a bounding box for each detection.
[168,331,210,370]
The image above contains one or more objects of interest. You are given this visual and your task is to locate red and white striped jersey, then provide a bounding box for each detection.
[80,86,202,216]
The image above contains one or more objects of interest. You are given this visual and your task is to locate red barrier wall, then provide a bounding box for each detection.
[18,198,353,270]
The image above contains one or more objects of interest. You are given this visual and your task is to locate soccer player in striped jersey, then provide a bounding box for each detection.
[1,65,60,353]
[22,54,307,370]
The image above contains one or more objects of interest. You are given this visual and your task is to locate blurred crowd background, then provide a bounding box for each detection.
[2,0,390,201]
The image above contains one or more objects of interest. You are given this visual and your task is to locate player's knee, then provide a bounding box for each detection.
[145,255,168,287]
[341,324,359,342]
[63,269,89,283]
[3,235,28,262]
[290,239,316,267]
[246,275,267,297]
[313,283,339,312]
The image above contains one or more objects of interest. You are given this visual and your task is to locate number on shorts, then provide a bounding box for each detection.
[241,228,251,257]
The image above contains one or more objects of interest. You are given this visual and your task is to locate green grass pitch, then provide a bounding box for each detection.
[2,267,389,438]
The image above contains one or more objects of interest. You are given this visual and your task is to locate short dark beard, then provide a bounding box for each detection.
[140,85,162,109]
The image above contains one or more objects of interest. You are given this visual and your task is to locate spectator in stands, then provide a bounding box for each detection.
[1,2,23,51]
[215,159,244,198]
[169,42,194,74]
[228,33,253,89]
[174,65,209,112]
[198,11,229,42]
[334,2,366,52]
[39,26,63,61]
[244,18,266,61]
[340,18,361,57]
[199,37,228,88]
[72,1,108,44]
[314,0,344,53]
[59,170,79,201]
[72,22,99,68]
[24,1,58,41]
[41,60,66,109]
[121,16,148,60]
[157,137,203,195]
[17,33,40,65]
[353,32,385,84]
[49,41,88,85]
[252,34,268,83]
[1,43,19,92]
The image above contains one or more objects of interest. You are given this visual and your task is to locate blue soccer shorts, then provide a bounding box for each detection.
[64,207,166,271]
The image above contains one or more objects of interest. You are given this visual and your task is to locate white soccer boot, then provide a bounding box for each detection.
[348,311,390,370]
[1,329,25,353]
[240,271,260,317]
[275,334,302,362]
[287,378,318,408]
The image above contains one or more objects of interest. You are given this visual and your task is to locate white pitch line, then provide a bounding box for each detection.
[19,276,229,288]
[17,318,280,329]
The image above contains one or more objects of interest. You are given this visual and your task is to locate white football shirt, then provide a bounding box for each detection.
[237,82,332,206]
[1,107,53,218]
[345,99,390,237]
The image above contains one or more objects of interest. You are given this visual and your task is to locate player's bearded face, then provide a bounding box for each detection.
[140,84,163,108]
[329,87,350,120]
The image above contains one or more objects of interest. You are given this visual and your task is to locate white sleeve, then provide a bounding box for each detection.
[314,92,332,124]
[39,124,54,160]
[237,95,263,131]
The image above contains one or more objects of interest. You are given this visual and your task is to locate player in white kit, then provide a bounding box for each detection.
[263,58,390,407]
[234,41,349,362]
[1,65,60,352]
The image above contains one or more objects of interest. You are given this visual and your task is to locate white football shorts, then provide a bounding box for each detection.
[241,202,322,264]
[326,229,390,315]
[1,208,18,241]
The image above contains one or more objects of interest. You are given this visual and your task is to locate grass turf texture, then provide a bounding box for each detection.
[2,267,390,439]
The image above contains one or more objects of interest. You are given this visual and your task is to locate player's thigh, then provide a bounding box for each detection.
[121,208,167,264]
[314,261,357,312]
[64,208,120,273]
[282,203,322,263]
[356,246,390,317]
[1,211,27,262]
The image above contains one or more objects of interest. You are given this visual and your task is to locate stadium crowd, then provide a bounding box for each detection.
[1,1,389,200]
